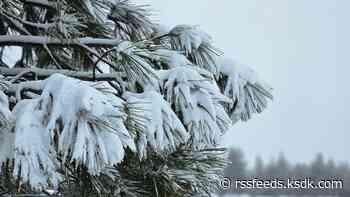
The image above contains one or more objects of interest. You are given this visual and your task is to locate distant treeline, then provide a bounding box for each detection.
[220,147,350,196]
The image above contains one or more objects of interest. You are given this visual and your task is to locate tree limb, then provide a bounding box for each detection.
[0,35,121,48]
[2,68,125,99]
[0,10,53,31]
[0,12,31,35]
[6,80,42,100]
[21,0,57,10]
[0,67,123,81]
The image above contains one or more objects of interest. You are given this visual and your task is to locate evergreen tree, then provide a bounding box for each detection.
[291,163,309,179]
[265,158,277,179]
[275,152,290,179]
[223,147,247,179]
[221,148,246,194]
[325,158,336,178]
[253,156,265,178]
[0,0,273,196]
[310,153,326,180]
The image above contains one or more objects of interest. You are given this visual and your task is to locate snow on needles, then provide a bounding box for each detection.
[152,49,192,68]
[216,57,273,123]
[0,90,14,129]
[169,25,221,74]
[12,99,62,189]
[1,74,137,189]
[123,90,188,159]
[160,66,232,148]
[0,90,15,166]
[42,74,135,172]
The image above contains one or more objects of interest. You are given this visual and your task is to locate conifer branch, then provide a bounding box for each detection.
[21,0,57,10]
[0,67,123,81]
[0,35,121,48]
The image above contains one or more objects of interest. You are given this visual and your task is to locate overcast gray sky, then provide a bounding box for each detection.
[146,0,350,165]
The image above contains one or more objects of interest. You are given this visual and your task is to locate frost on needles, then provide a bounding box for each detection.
[0,0,273,196]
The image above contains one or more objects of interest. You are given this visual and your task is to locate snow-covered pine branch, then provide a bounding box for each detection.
[152,49,193,68]
[167,25,222,74]
[1,74,137,189]
[0,89,14,134]
[160,66,232,148]
[216,57,273,123]
[0,0,273,196]
[123,91,188,159]
[0,67,123,81]
[0,35,121,47]
[22,0,57,10]
[108,0,154,40]
[0,90,15,180]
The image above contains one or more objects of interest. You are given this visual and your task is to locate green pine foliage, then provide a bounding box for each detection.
[0,0,272,196]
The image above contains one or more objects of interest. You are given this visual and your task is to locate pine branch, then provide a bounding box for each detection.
[6,80,42,100]
[21,0,57,10]
[0,35,121,48]
[0,12,31,35]
[0,11,53,31]
[0,194,55,197]
[0,67,123,81]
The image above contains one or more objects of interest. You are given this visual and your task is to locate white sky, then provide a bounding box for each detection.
[146,0,350,165]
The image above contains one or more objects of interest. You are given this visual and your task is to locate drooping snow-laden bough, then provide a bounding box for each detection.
[0,0,273,196]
